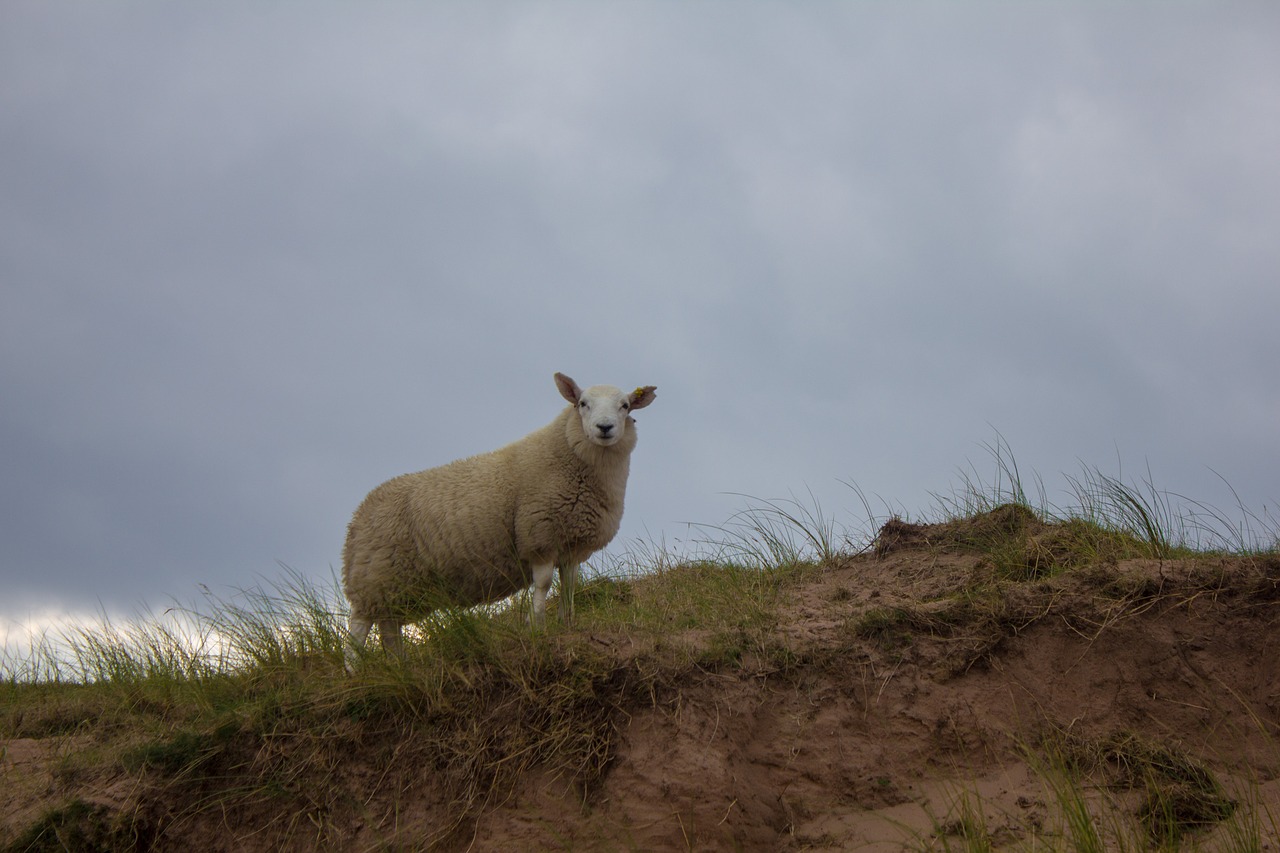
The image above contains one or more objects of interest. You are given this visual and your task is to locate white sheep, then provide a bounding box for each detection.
[342,372,657,664]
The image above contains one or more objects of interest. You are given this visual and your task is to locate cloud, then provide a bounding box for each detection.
[2,3,1278,640]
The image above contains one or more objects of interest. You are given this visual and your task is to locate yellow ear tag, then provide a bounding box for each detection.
[632,387,646,399]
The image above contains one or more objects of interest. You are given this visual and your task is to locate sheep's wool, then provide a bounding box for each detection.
[342,376,655,652]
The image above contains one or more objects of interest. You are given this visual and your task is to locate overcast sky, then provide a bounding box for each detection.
[3,2,1278,651]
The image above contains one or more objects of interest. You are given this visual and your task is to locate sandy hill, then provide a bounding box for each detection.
[3,507,1279,851]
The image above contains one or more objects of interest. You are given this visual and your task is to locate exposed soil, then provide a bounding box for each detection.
[4,513,1280,851]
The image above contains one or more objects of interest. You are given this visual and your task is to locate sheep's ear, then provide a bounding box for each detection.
[629,385,657,410]
[554,373,581,404]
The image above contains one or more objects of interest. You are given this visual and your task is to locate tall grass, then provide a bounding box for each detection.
[190,565,350,671]
[2,568,351,687]
[5,439,1275,687]
[931,433,1278,558]
[691,487,849,569]
[932,432,1049,520]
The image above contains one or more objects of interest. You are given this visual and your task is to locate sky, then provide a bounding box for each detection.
[3,2,1279,653]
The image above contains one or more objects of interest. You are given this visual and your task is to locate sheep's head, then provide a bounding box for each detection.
[555,372,657,448]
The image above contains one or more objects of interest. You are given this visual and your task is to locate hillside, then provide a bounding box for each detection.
[3,506,1279,851]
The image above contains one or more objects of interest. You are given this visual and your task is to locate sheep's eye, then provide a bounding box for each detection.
[579,400,588,408]
[621,402,630,411]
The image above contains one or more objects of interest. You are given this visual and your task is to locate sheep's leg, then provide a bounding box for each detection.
[345,615,373,672]
[558,562,580,626]
[530,562,555,628]
[378,619,404,657]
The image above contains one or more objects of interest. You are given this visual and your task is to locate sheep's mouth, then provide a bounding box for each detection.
[590,430,621,446]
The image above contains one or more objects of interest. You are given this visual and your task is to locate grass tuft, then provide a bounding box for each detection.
[3,798,146,853]
[693,488,849,570]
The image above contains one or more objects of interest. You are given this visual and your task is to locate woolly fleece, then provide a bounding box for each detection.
[342,384,652,625]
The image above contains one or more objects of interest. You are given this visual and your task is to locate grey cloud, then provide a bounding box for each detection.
[2,3,1278,635]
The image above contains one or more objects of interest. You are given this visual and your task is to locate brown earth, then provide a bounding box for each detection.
[4,512,1280,851]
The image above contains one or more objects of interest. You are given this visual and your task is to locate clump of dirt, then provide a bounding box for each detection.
[876,504,1158,585]
[874,503,1040,557]
[4,516,1279,851]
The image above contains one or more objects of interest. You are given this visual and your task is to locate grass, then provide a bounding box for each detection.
[698,487,848,568]
[1020,727,1246,851]
[894,728,1276,853]
[2,442,1277,849]
[4,798,144,853]
[935,433,1279,559]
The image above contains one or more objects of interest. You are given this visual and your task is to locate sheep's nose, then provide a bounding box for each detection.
[596,423,614,435]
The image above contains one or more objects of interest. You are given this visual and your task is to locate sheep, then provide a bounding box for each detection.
[342,372,657,665]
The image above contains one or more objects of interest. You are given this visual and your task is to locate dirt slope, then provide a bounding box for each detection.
[4,514,1279,851]
[477,545,1280,850]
